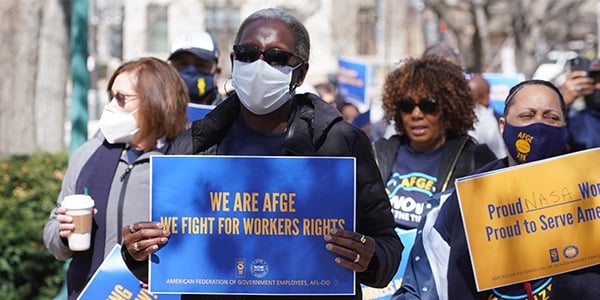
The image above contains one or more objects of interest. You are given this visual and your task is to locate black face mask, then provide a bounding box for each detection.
[584,89,600,111]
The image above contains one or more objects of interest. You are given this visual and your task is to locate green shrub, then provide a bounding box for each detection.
[0,152,68,299]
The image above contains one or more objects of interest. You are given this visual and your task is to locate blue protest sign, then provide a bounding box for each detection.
[338,57,371,108]
[78,244,178,300]
[482,73,525,116]
[187,103,214,123]
[150,156,356,296]
[361,229,417,299]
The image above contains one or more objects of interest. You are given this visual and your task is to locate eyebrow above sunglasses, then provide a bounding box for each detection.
[396,98,438,114]
[233,44,304,67]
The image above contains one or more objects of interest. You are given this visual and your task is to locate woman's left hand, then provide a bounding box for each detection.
[122,221,169,261]
[324,228,375,272]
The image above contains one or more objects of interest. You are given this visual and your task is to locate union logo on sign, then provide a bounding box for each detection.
[549,248,559,263]
[563,245,579,259]
[250,259,269,278]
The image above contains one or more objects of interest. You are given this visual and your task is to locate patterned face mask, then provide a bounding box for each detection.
[178,66,216,104]
[502,122,569,164]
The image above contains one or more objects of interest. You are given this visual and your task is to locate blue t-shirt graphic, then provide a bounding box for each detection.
[386,144,442,229]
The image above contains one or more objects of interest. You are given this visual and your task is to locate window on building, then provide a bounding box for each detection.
[206,6,240,58]
[146,4,168,53]
[357,7,377,55]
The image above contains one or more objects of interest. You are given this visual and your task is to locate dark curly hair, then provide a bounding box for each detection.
[382,56,475,137]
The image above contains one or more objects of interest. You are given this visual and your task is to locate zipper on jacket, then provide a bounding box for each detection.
[120,164,133,181]
[439,137,469,192]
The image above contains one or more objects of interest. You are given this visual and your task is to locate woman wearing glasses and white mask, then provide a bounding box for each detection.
[43,57,188,299]
[121,8,402,299]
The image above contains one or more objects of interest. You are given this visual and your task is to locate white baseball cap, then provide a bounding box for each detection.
[168,31,219,62]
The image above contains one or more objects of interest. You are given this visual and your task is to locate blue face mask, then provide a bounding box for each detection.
[179,66,216,104]
[502,122,569,164]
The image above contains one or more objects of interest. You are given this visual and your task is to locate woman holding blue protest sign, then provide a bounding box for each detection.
[43,57,189,299]
[121,7,401,299]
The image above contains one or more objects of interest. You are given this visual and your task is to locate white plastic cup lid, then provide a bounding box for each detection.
[61,194,95,210]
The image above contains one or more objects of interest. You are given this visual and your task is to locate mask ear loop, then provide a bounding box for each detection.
[290,80,303,95]
[223,78,235,96]
[289,62,305,94]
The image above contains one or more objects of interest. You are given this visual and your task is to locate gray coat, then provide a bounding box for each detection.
[43,131,169,297]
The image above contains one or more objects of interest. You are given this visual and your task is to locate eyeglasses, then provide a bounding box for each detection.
[397,98,438,114]
[110,92,139,107]
[233,44,304,67]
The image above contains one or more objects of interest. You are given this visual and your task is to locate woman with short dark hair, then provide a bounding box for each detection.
[121,8,402,300]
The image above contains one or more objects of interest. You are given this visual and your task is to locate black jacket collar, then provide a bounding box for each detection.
[188,93,343,155]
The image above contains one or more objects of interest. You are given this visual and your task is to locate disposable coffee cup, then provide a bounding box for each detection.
[61,194,95,251]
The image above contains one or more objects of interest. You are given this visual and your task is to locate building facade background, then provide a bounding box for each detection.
[89,0,431,122]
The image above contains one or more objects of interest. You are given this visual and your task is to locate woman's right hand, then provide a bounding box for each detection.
[122,222,170,261]
[561,70,594,106]
[56,207,74,238]
[57,207,98,239]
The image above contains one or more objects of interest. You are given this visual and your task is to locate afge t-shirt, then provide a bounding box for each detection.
[386,144,442,229]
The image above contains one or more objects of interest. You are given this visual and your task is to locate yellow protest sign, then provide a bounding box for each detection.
[456,148,600,291]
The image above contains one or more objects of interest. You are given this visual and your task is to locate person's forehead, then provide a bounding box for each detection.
[510,85,561,110]
[401,84,437,101]
[239,19,295,49]
[113,71,137,89]
[171,52,212,64]
[469,76,488,90]
[170,52,216,70]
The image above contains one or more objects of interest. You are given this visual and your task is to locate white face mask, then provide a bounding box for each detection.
[98,104,139,144]
[232,60,297,115]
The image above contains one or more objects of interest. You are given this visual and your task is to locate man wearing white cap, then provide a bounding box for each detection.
[169,31,222,105]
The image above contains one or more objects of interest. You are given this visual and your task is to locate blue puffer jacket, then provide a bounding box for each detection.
[444,158,600,299]
[399,158,600,300]
[567,108,600,151]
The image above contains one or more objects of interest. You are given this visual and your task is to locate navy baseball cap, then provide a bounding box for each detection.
[168,31,219,62]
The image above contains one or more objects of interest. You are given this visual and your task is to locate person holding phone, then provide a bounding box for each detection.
[565,58,600,151]
[560,57,595,107]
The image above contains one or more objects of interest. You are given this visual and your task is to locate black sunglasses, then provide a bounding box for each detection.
[110,92,138,107]
[397,98,438,114]
[233,44,304,68]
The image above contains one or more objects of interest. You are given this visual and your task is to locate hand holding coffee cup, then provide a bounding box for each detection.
[61,195,95,251]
